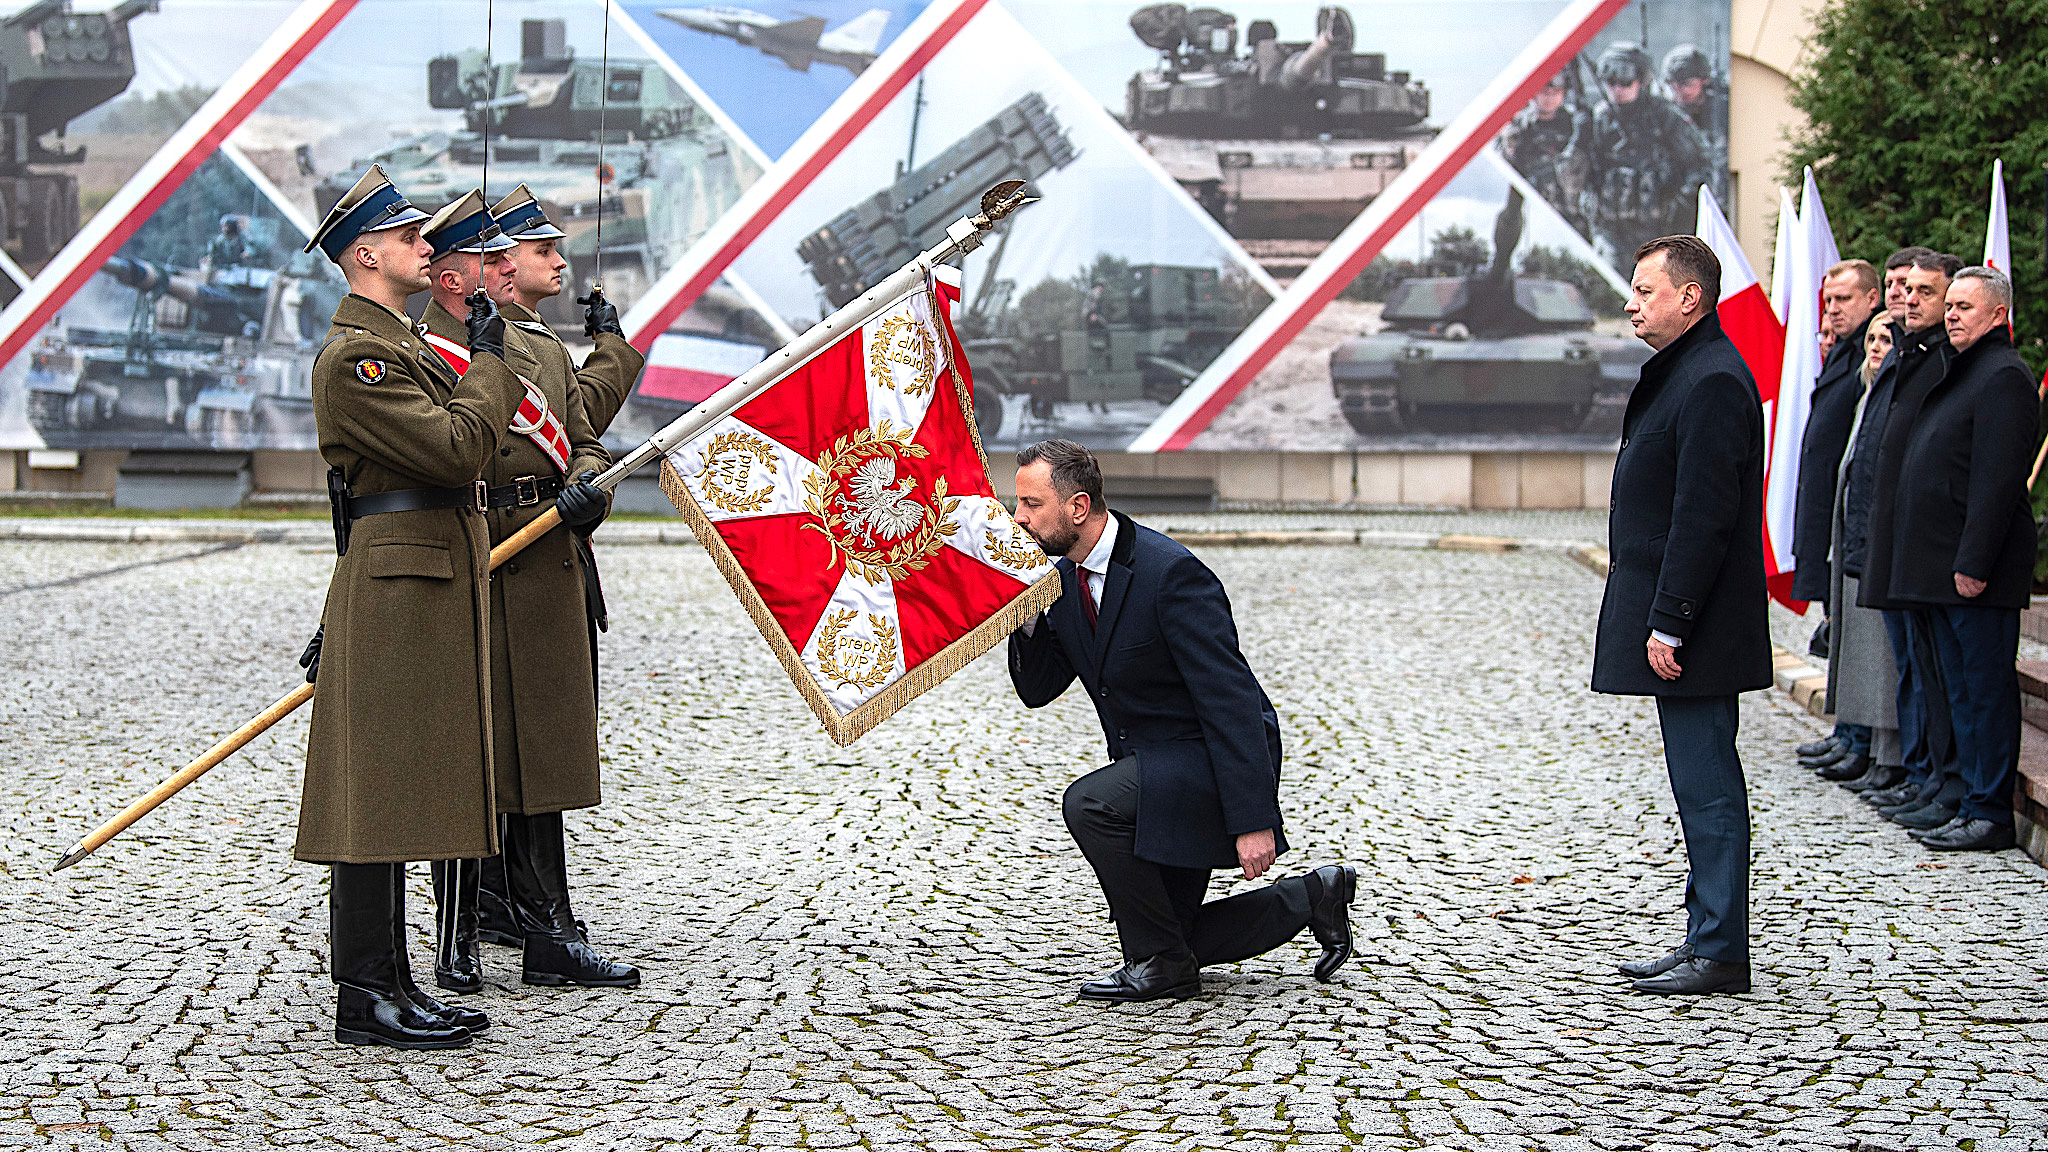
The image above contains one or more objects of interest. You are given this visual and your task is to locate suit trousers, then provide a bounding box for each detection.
[1655,695,1750,964]
[1063,758,1310,966]
[1882,609,1955,796]
[1923,605,2021,825]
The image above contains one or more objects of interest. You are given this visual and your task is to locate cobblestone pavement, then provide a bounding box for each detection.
[4,534,2047,1151]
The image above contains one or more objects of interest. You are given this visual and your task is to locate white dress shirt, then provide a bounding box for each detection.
[1021,514,1118,637]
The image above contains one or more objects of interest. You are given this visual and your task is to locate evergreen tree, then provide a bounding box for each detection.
[1783,0,2048,375]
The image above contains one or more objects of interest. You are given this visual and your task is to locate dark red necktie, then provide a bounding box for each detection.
[1081,572,1098,630]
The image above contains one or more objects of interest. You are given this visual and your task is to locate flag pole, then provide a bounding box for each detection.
[52,181,1038,873]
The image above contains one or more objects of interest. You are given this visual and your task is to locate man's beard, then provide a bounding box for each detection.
[1022,520,1077,558]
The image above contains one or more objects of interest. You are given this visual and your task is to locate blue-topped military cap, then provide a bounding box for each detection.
[489,184,568,242]
[304,164,430,263]
[422,189,519,260]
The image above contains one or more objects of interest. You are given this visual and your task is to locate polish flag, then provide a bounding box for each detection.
[1985,158,2012,279]
[1768,187,1795,324]
[639,333,771,406]
[1759,170,1840,611]
[1697,185,1794,605]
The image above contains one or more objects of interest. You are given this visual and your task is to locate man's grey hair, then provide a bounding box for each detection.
[1954,265,2013,311]
[1018,438,1105,514]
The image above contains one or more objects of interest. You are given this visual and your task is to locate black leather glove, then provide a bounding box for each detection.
[465,288,505,361]
[298,627,323,684]
[556,470,607,535]
[578,286,623,339]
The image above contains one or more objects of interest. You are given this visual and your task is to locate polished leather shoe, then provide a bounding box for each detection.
[1907,815,1966,841]
[1616,941,1694,979]
[1817,753,1872,782]
[1844,763,1907,793]
[1920,819,2017,852]
[335,984,473,1049]
[1796,735,1841,759]
[1630,955,1751,995]
[1801,743,1853,771]
[524,936,641,988]
[405,984,490,1034]
[1306,864,1357,983]
[1892,802,1959,830]
[1079,954,1201,1003]
[1865,782,1920,808]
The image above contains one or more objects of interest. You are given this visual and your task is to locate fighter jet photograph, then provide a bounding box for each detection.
[654,5,889,75]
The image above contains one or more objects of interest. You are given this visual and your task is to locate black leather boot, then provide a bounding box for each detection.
[429,858,485,994]
[504,812,640,988]
[330,863,471,1049]
[477,836,525,948]
[398,866,489,1033]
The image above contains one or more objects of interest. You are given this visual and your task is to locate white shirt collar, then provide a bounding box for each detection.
[1079,513,1117,576]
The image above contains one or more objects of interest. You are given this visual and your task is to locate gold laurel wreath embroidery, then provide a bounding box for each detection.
[984,523,1048,571]
[801,420,962,584]
[698,431,779,514]
[868,315,937,398]
[813,609,898,691]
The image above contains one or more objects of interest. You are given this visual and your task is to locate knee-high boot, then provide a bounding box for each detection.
[502,812,640,988]
[429,858,485,993]
[329,862,471,1049]
[425,856,485,992]
[476,825,524,948]
[401,865,490,1031]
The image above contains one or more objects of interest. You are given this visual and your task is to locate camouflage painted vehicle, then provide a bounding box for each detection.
[1124,4,1430,240]
[26,234,345,449]
[0,0,155,266]
[1328,189,1645,436]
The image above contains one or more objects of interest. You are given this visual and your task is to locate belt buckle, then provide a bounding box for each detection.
[472,480,489,514]
[514,475,540,507]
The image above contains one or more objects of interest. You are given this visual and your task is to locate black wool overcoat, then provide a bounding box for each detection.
[1874,326,2039,610]
[1592,312,1773,698]
[1790,333,1867,601]
[1857,321,1952,608]
[1009,511,1287,870]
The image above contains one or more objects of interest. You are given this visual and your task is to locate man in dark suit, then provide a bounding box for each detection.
[1006,440,1355,1003]
[1594,235,1772,996]
[1874,267,2036,852]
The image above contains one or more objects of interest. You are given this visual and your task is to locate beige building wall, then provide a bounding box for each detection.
[1728,0,1822,276]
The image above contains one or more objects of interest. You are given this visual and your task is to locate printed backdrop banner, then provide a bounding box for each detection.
[0,0,1730,457]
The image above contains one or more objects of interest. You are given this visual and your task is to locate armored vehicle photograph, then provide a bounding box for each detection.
[1328,189,1646,437]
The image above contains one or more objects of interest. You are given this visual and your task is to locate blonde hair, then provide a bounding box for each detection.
[1859,313,1891,387]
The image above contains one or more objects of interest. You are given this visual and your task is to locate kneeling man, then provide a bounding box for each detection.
[1006,439,1354,1002]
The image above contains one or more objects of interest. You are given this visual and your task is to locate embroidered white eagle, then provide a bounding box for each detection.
[836,456,924,546]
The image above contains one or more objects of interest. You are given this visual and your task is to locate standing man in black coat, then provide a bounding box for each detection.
[1007,440,1355,1003]
[1594,235,1772,996]
[1874,267,2036,853]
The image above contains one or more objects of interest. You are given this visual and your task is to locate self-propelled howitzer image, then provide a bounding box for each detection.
[1124,4,1430,240]
[0,0,156,265]
[1328,189,1647,437]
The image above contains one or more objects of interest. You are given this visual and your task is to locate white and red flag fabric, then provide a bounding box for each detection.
[1758,170,1840,610]
[1986,158,2012,278]
[658,267,1060,743]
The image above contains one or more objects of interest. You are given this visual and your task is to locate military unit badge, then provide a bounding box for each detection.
[355,359,386,384]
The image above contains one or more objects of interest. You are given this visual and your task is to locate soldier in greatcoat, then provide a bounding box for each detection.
[295,166,519,1049]
[417,190,641,991]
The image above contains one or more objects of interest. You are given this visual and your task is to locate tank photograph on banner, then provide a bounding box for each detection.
[1121,3,1434,277]
[20,150,342,453]
[716,0,1274,454]
[1493,0,1728,277]
[229,6,763,332]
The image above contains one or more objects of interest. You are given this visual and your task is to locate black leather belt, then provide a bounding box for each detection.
[348,481,488,519]
[483,474,564,509]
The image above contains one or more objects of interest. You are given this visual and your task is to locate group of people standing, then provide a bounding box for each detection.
[1792,250,2036,854]
[293,165,645,1049]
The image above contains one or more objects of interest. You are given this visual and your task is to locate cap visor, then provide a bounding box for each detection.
[508,223,569,241]
[363,205,432,233]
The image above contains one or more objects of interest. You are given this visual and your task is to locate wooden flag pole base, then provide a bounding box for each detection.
[49,181,1039,874]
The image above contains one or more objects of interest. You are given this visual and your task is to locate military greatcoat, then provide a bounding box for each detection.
[295,294,520,864]
[422,299,623,814]
[502,300,642,435]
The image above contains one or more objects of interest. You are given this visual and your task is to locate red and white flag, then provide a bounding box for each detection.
[658,267,1060,743]
[1986,158,2012,278]
[1759,170,1840,610]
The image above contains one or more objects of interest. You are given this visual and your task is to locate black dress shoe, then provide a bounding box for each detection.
[1630,955,1751,995]
[1844,763,1907,793]
[1616,941,1693,979]
[524,936,641,988]
[335,984,473,1049]
[1817,753,1872,781]
[1907,815,1966,841]
[1892,802,1959,830]
[1920,819,2017,852]
[1802,743,1852,771]
[1079,954,1201,1003]
[1306,864,1356,983]
[1865,782,1920,808]
[1796,735,1841,759]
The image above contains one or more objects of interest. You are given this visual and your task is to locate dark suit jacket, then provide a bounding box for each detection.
[1875,326,2038,609]
[1592,312,1773,698]
[1009,510,1287,870]
[1791,333,1868,601]
[1858,320,1954,608]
